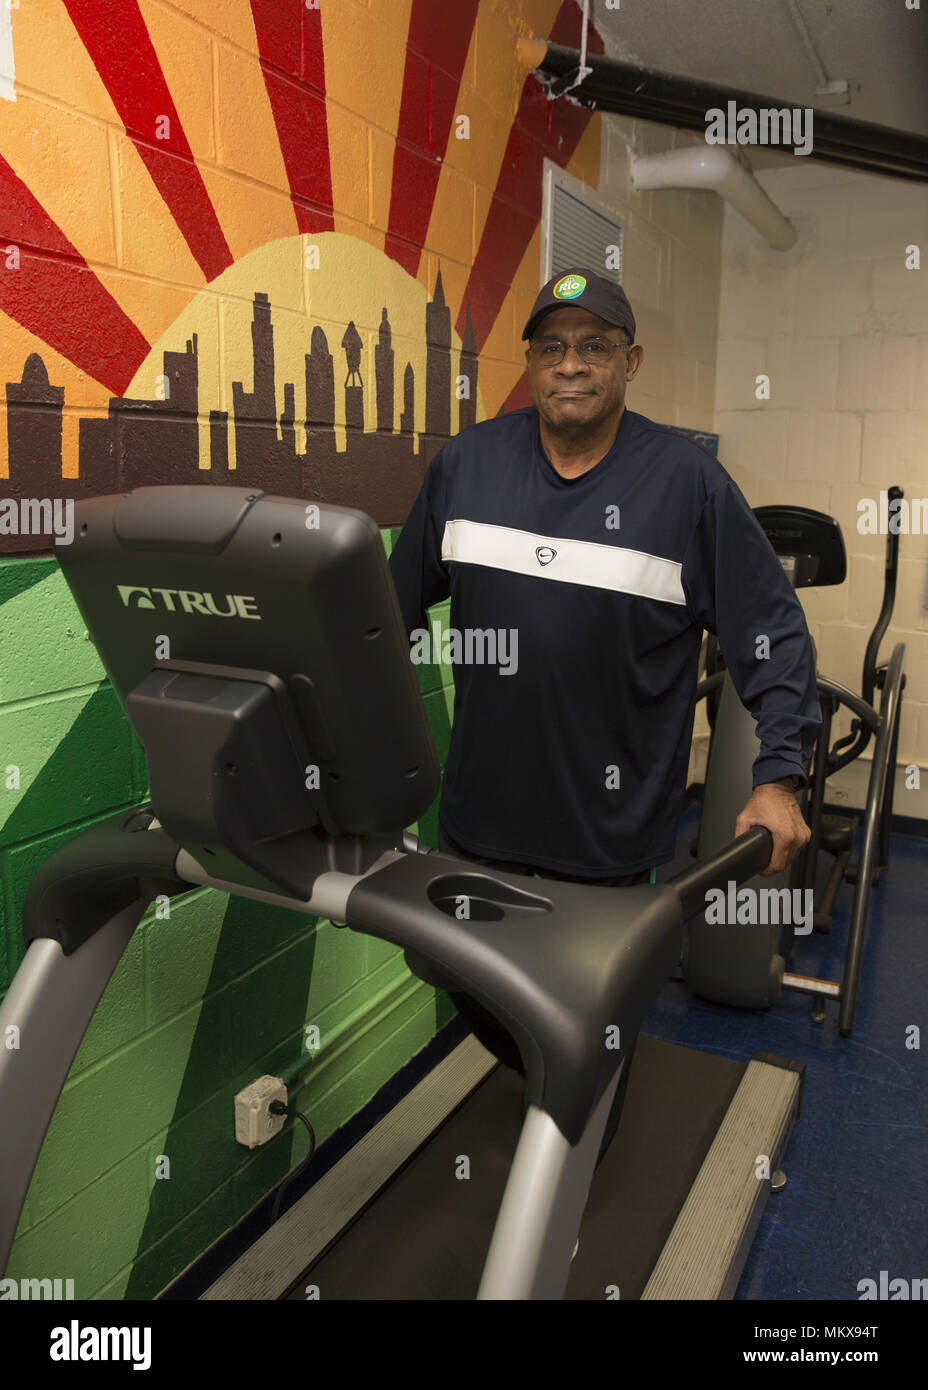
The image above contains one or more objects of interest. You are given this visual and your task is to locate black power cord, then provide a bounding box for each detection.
[268,1100,317,1224]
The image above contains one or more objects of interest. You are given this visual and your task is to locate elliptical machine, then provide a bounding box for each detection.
[0,485,777,1299]
[684,490,906,1035]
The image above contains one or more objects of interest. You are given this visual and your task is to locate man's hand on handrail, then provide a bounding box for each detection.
[734,779,811,878]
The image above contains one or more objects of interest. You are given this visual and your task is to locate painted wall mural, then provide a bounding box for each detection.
[7,240,477,526]
[0,0,604,555]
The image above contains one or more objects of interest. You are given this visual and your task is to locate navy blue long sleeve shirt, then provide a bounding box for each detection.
[388,406,820,877]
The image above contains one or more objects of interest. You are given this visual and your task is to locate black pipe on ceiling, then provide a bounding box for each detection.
[528,41,928,183]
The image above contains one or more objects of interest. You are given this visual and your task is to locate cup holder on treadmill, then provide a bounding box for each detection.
[427,872,552,922]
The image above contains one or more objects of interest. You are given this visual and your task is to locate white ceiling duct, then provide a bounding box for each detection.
[629,145,797,251]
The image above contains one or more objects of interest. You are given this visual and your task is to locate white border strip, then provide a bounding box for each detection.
[0,7,15,103]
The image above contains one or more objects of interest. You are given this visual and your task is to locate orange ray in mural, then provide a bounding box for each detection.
[64,0,234,281]
[0,154,151,396]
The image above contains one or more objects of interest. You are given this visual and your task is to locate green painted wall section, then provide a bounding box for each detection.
[0,531,455,1297]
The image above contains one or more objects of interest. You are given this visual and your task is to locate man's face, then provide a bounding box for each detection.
[525,307,641,433]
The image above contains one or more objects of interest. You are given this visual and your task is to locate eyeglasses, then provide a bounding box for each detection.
[529,337,629,365]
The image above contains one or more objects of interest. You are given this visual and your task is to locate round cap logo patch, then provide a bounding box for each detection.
[553,274,587,300]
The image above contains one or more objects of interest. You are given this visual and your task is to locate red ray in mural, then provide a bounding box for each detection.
[63,0,233,283]
[250,0,335,234]
[385,0,480,276]
[500,367,532,415]
[456,0,603,351]
[0,154,150,395]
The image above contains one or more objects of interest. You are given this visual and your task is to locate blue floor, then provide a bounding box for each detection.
[649,807,928,1301]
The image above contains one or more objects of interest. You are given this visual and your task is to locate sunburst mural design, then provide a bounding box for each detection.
[0,0,603,553]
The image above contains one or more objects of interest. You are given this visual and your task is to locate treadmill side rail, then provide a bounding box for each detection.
[0,906,145,1277]
[641,1054,803,1300]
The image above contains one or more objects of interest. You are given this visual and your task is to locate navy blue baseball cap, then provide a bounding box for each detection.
[523,268,636,343]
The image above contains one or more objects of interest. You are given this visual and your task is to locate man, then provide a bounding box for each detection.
[389,267,819,1162]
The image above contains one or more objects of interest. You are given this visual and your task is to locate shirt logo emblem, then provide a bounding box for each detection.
[535,546,557,566]
[552,274,587,300]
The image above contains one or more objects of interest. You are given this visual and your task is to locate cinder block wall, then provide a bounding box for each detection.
[714,164,928,772]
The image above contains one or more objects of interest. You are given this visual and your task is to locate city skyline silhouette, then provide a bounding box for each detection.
[3,271,480,554]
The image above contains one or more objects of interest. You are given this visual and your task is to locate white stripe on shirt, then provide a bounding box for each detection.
[441,519,686,606]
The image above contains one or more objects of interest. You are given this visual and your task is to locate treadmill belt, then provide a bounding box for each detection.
[285,1035,745,1300]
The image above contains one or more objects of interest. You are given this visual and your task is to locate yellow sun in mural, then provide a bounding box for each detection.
[126,234,484,462]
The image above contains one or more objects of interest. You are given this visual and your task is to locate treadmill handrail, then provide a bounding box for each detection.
[670,827,772,920]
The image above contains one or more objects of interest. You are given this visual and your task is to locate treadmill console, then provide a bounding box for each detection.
[53,486,440,896]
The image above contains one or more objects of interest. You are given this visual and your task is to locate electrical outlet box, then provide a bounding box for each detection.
[234,1075,287,1148]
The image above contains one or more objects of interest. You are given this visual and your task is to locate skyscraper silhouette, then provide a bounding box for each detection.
[425,269,451,440]
[7,354,63,493]
[306,326,335,428]
[458,301,478,434]
[375,308,395,433]
[3,282,484,553]
[231,293,300,491]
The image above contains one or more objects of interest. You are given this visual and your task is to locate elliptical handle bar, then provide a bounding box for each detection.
[862,484,903,708]
[670,826,773,921]
[829,485,903,774]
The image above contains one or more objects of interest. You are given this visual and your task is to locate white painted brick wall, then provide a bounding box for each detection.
[715,167,928,770]
[861,412,928,488]
[599,119,722,430]
[786,410,861,482]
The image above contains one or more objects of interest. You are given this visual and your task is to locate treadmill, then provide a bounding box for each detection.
[0,486,803,1301]
[201,1030,802,1302]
